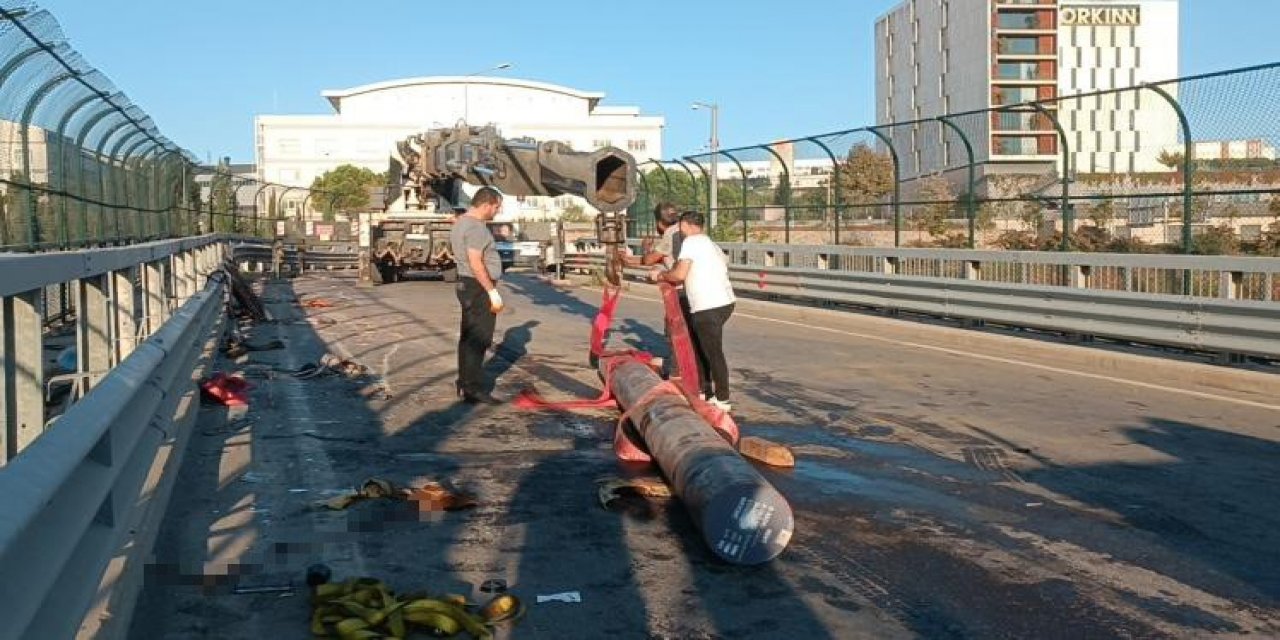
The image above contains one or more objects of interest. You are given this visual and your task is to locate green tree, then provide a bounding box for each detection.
[560,202,589,223]
[209,161,240,233]
[640,168,702,210]
[914,176,955,240]
[837,144,894,205]
[774,173,792,205]
[1191,224,1239,255]
[310,164,383,220]
[1157,150,1184,170]
[1255,220,1280,256]
[1086,199,1116,228]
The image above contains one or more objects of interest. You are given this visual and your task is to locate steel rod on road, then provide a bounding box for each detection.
[600,357,794,565]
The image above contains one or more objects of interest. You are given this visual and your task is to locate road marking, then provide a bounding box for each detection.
[618,292,1280,412]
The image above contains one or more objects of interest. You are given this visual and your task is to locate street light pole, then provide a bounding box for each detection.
[463,62,513,125]
[693,102,719,230]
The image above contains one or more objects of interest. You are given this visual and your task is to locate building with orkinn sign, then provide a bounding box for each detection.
[875,0,1180,188]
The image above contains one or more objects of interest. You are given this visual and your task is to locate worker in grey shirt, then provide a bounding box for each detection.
[450,186,505,404]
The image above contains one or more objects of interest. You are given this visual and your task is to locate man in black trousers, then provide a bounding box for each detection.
[450,187,505,404]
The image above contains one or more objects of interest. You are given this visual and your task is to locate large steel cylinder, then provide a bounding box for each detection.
[603,358,794,564]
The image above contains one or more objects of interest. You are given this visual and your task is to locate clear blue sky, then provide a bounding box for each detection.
[33,0,1280,165]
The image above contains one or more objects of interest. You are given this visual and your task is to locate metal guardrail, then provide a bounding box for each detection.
[0,279,224,640]
[231,242,360,270]
[0,235,231,639]
[564,246,1280,358]
[719,243,1280,302]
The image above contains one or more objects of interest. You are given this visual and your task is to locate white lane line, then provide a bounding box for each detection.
[618,292,1280,412]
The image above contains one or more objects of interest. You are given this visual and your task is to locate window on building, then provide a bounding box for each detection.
[315,138,338,156]
[592,139,612,148]
[996,12,1037,30]
[627,139,647,152]
[994,136,1038,156]
[996,62,1040,80]
[998,36,1040,55]
[277,138,300,155]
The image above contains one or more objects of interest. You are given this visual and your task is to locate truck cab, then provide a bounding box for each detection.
[368,213,457,283]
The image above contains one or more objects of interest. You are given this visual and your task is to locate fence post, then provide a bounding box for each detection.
[20,73,78,248]
[94,120,133,243]
[111,267,137,364]
[936,116,977,249]
[757,144,792,245]
[683,157,712,216]
[804,137,842,247]
[1025,103,1072,251]
[1143,83,1194,294]
[110,130,149,241]
[276,186,303,237]
[644,160,673,204]
[121,138,155,242]
[0,44,45,246]
[719,150,749,242]
[669,158,700,211]
[1,290,45,462]
[55,94,102,246]
[252,184,273,239]
[76,274,111,394]
[1142,83,1194,254]
[73,106,120,242]
[865,126,903,248]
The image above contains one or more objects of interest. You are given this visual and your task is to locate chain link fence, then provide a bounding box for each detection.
[631,61,1280,256]
[0,2,344,254]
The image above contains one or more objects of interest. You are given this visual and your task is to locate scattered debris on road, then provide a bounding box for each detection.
[535,591,581,604]
[317,478,478,513]
[199,372,252,406]
[310,576,523,639]
[596,476,673,510]
[737,436,796,468]
[301,297,335,309]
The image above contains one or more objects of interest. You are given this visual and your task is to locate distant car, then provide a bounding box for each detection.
[494,240,517,271]
[513,241,542,268]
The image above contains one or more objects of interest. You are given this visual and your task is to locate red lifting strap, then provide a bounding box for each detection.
[513,284,737,461]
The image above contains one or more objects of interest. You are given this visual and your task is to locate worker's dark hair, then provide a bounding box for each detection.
[470,186,504,207]
[652,202,679,226]
[679,210,705,227]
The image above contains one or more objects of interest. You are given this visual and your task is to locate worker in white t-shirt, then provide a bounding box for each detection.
[625,203,692,378]
[649,211,736,413]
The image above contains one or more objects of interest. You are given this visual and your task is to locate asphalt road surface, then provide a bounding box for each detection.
[131,270,1280,639]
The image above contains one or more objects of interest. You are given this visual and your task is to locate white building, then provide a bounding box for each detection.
[875,0,1180,185]
[255,76,664,221]
[1190,139,1278,162]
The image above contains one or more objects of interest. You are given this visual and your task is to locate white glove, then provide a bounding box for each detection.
[487,289,504,313]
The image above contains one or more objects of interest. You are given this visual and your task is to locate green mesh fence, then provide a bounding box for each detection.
[0,2,340,252]
[643,61,1280,255]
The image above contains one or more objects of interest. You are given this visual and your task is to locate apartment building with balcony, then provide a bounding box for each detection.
[875,0,1180,189]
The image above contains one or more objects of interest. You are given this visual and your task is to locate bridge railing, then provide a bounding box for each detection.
[0,234,232,639]
[560,246,1280,358]
[720,243,1280,302]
